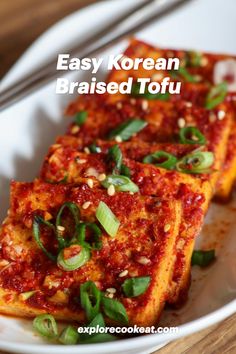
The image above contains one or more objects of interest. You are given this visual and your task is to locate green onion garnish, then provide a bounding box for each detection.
[122,276,151,297]
[205,82,228,110]
[131,83,170,101]
[77,222,102,250]
[33,314,58,339]
[102,175,139,193]
[179,127,206,145]
[120,164,131,177]
[88,143,101,153]
[75,111,87,126]
[185,51,202,67]
[191,249,216,267]
[108,119,147,141]
[33,216,56,262]
[96,201,120,237]
[176,151,214,174]
[108,145,122,174]
[101,295,128,324]
[178,67,201,83]
[59,326,79,345]
[80,281,101,322]
[56,202,80,249]
[143,151,178,170]
[57,245,90,271]
[19,290,37,301]
[143,92,170,101]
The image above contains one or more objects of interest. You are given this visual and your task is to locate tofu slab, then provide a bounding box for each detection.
[105,38,236,200]
[41,147,212,305]
[0,180,181,327]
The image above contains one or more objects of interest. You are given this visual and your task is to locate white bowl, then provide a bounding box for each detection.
[0,0,236,353]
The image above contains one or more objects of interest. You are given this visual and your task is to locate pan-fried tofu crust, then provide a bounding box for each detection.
[105,38,236,199]
[0,180,181,326]
[65,94,232,191]
[41,146,211,305]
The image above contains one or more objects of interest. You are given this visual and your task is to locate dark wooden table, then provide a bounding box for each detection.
[0,1,235,353]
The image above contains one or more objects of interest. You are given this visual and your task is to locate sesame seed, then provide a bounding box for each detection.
[57,225,65,232]
[164,224,171,232]
[106,288,116,294]
[107,184,115,196]
[75,158,87,164]
[84,147,90,154]
[115,136,122,143]
[152,72,164,81]
[185,102,192,108]
[82,201,91,210]
[51,144,61,150]
[178,118,186,128]
[98,173,106,182]
[130,98,136,105]
[71,125,80,134]
[209,112,216,123]
[176,239,185,250]
[137,256,150,265]
[201,56,208,67]
[87,178,94,188]
[119,270,128,277]
[85,167,99,178]
[141,100,149,111]
[116,102,123,110]
[218,110,226,120]
[191,135,199,141]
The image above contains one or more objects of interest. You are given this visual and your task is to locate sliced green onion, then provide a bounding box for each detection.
[47,174,68,184]
[178,67,201,83]
[33,314,58,339]
[88,143,101,153]
[33,216,56,262]
[19,290,37,301]
[131,83,170,101]
[96,201,120,237]
[108,145,122,173]
[77,222,102,250]
[143,92,170,101]
[75,111,87,126]
[176,151,214,174]
[102,175,139,193]
[108,119,147,141]
[57,245,90,271]
[205,82,228,110]
[59,325,79,345]
[56,202,80,249]
[185,51,202,67]
[79,313,117,343]
[179,127,206,145]
[191,249,216,267]
[80,281,101,322]
[122,276,151,297]
[120,164,131,177]
[143,151,178,170]
[101,295,128,324]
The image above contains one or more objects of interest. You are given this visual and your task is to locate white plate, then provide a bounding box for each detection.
[0,0,236,353]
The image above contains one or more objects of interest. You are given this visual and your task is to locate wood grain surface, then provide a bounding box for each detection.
[0,1,235,353]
